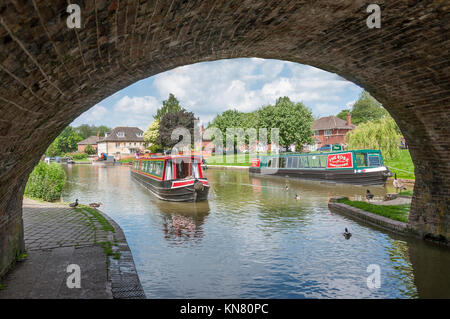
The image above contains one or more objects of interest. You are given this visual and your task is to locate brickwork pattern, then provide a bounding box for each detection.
[0,1,448,274]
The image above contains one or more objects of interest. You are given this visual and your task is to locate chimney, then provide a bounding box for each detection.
[346,113,352,126]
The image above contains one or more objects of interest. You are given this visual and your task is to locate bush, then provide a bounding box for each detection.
[71,153,88,160]
[24,162,66,202]
[84,144,96,155]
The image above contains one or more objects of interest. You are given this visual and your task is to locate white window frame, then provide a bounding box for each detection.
[324,129,332,137]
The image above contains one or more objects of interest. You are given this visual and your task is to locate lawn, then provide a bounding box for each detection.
[337,197,410,223]
[384,149,415,180]
[206,153,253,166]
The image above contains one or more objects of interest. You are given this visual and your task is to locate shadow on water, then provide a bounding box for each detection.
[61,164,450,298]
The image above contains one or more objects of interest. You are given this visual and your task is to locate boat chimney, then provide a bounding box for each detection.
[346,113,352,126]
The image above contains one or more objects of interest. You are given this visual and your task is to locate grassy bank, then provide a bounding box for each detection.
[337,197,410,223]
[206,154,252,166]
[384,149,415,180]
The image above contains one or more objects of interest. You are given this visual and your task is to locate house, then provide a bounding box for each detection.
[308,114,355,151]
[97,127,146,159]
[77,135,100,153]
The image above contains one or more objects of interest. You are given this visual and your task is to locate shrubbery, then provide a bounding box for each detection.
[24,162,66,202]
[71,153,88,160]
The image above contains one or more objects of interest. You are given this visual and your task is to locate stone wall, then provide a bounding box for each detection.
[0,0,449,275]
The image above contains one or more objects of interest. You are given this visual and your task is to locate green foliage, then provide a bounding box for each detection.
[46,126,83,156]
[154,93,182,121]
[337,197,410,223]
[24,162,66,202]
[71,153,88,160]
[158,109,197,149]
[346,116,401,160]
[384,149,415,180]
[349,91,388,125]
[84,144,96,155]
[144,119,160,145]
[75,124,111,139]
[258,97,314,147]
[336,109,351,121]
[148,144,163,153]
[398,190,413,197]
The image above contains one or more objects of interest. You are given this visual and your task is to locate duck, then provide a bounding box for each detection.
[366,189,374,202]
[69,199,79,208]
[89,202,102,208]
[285,185,289,191]
[393,173,407,192]
[295,194,300,200]
[343,227,352,239]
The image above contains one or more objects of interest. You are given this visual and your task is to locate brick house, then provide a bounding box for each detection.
[77,135,100,153]
[309,114,355,151]
[97,127,146,159]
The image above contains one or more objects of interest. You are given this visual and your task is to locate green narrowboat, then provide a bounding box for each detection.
[249,149,392,185]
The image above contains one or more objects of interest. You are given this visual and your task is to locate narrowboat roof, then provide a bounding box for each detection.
[136,155,203,160]
[256,149,382,158]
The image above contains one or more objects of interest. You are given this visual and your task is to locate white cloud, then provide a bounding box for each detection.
[73,58,363,128]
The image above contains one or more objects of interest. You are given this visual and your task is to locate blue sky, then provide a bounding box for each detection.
[71,58,363,130]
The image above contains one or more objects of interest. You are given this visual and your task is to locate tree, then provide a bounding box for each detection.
[45,126,83,156]
[350,91,388,125]
[154,93,182,120]
[84,144,96,155]
[336,109,351,121]
[75,124,111,139]
[346,116,401,160]
[144,119,160,145]
[158,109,197,149]
[257,97,314,149]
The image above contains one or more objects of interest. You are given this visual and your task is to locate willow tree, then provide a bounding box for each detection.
[346,116,401,160]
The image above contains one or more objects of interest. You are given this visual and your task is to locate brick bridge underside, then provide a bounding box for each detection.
[0,0,449,276]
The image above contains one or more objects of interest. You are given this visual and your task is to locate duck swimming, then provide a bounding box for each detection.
[89,202,102,208]
[69,199,79,208]
[343,227,352,239]
[285,185,289,191]
[295,194,300,200]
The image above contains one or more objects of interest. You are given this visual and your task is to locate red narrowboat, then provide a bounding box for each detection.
[131,155,209,202]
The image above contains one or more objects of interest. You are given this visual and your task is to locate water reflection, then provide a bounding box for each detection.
[61,165,450,299]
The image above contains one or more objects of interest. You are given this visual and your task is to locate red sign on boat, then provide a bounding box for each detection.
[327,152,353,169]
[251,159,261,167]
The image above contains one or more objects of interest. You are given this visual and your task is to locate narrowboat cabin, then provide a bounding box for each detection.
[249,150,392,186]
[131,155,209,202]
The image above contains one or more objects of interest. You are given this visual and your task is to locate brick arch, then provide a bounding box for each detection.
[0,1,448,275]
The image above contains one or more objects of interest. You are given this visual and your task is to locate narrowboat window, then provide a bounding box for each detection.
[320,156,327,168]
[286,157,293,168]
[368,154,381,167]
[176,159,191,179]
[165,162,172,180]
[292,157,299,168]
[279,157,286,168]
[303,157,310,168]
[311,156,320,168]
[155,162,162,176]
[192,162,200,178]
[356,153,368,167]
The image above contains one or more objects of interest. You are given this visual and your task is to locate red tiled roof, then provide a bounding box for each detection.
[312,116,355,130]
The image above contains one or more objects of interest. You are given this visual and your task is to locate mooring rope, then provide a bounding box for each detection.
[387,166,414,174]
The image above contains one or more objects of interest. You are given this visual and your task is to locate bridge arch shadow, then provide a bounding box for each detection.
[0,1,448,276]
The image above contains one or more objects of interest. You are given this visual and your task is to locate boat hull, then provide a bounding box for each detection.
[131,170,209,202]
[249,167,391,186]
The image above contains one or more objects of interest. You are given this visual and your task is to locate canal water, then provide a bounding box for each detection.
[62,165,450,299]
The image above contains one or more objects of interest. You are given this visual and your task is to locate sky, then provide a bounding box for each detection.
[71,58,363,131]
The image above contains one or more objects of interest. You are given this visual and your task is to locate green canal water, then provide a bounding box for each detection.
[62,164,450,298]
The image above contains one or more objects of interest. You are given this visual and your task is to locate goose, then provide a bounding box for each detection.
[366,189,374,202]
[89,202,102,208]
[343,228,352,239]
[69,199,79,208]
[393,173,406,192]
